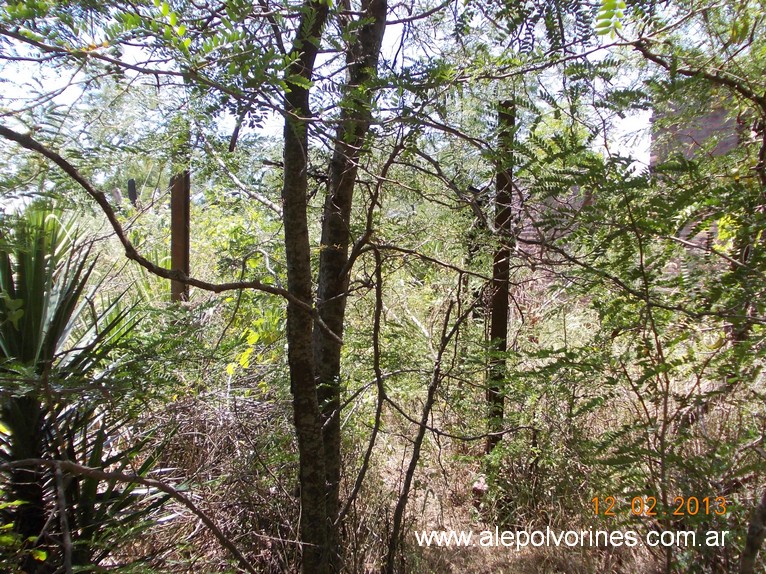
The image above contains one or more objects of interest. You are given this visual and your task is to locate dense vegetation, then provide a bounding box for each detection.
[0,0,765,572]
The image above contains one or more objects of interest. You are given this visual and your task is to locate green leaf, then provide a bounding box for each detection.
[285,74,313,89]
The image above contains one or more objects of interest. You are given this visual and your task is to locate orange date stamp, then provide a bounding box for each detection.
[592,496,728,517]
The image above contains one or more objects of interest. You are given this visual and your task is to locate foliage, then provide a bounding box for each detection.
[1,0,766,572]
[0,206,165,572]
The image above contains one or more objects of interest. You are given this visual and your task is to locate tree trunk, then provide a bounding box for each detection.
[280,2,330,572]
[311,0,387,566]
[486,100,515,453]
[170,170,190,302]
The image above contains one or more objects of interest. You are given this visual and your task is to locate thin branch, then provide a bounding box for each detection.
[258,0,287,55]
[373,243,492,281]
[383,393,531,442]
[665,234,763,275]
[633,40,766,113]
[200,133,283,215]
[338,247,385,522]
[0,26,256,105]
[386,0,452,25]
[515,232,766,325]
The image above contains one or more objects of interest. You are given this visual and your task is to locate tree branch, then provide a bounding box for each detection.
[633,40,766,113]
[0,124,343,344]
[0,26,257,105]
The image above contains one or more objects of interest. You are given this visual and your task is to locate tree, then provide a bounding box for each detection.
[485,99,514,453]
[2,0,766,572]
[1,0,391,570]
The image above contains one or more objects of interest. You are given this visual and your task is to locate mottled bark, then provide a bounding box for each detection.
[281,2,330,572]
[311,0,387,564]
[486,100,515,453]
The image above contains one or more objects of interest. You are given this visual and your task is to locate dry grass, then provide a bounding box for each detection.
[133,391,301,572]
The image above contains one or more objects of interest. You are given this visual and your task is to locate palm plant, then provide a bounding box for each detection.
[0,206,160,572]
